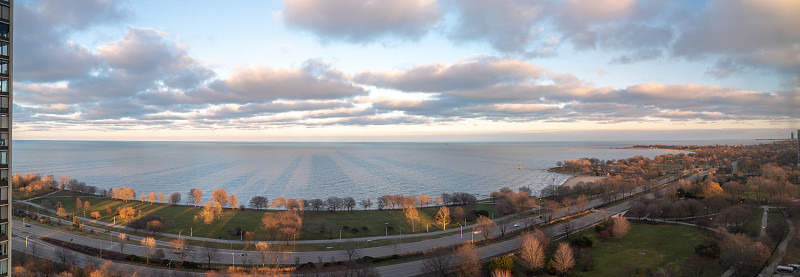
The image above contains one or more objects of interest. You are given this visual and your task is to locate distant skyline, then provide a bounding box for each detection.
[13,0,799,141]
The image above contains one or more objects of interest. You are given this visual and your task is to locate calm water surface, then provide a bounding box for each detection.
[12,140,756,202]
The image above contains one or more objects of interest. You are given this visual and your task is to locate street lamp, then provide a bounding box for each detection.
[179,230,183,241]
[232,252,235,266]
[457,223,463,238]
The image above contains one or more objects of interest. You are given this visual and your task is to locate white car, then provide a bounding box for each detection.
[513,223,520,227]
[473,230,481,234]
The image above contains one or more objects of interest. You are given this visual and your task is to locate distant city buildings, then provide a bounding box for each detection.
[0,0,10,275]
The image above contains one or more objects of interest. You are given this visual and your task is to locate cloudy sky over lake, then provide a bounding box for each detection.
[13,0,799,141]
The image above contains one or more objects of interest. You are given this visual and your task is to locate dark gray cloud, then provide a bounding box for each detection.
[671,0,800,75]
[446,0,555,57]
[14,0,130,82]
[281,0,440,43]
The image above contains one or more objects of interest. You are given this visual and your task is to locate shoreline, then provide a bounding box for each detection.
[560,175,606,187]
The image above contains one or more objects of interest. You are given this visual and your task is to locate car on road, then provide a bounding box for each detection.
[240,254,247,257]
[25,224,31,227]
[513,223,520,227]
[473,230,481,234]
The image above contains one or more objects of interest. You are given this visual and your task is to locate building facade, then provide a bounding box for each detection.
[0,0,10,275]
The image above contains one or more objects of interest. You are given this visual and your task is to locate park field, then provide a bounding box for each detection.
[32,190,496,241]
[573,223,725,277]
[512,223,725,276]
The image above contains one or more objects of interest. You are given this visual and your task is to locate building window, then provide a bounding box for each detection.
[0,115,7,129]
[0,61,6,75]
[0,23,7,39]
[0,152,5,165]
[0,223,5,236]
[0,79,6,93]
[0,42,6,57]
[0,6,8,21]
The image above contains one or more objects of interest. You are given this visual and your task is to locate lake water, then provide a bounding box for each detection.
[11,140,756,202]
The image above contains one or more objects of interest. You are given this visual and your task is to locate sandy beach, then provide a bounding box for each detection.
[561,176,605,187]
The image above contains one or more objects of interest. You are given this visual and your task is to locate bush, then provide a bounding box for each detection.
[361,226,369,231]
[350,227,359,234]
[547,259,557,275]
[594,223,607,233]
[694,243,720,258]
[488,256,514,272]
[128,215,164,231]
[570,235,594,248]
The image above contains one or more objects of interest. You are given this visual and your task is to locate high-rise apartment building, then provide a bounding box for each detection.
[0,0,10,275]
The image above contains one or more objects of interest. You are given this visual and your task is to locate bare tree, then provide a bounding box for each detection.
[343,197,357,211]
[141,237,156,263]
[498,221,510,237]
[405,207,421,232]
[561,197,573,216]
[200,243,220,269]
[29,242,41,258]
[343,240,361,261]
[575,195,588,212]
[531,228,550,257]
[55,247,76,264]
[188,188,203,207]
[453,206,465,225]
[609,216,630,238]
[435,206,451,230]
[170,237,191,264]
[553,242,575,275]
[543,200,561,223]
[521,215,537,228]
[249,196,269,210]
[326,197,343,212]
[262,209,302,244]
[518,234,545,271]
[148,192,157,204]
[561,221,575,238]
[309,198,325,213]
[476,216,496,240]
[456,243,481,277]
[169,192,181,205]
[421,248,454,276]
[255,242,270,267]
[212,189,229,207]
[118,233,127,252]
[360,199,372,210]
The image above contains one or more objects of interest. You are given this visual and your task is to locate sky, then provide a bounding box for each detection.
[11,0,800,142]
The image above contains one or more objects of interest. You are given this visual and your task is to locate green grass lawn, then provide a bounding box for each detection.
[34,194,495,241]
[745,207,766,238]
[570,223,724,277]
